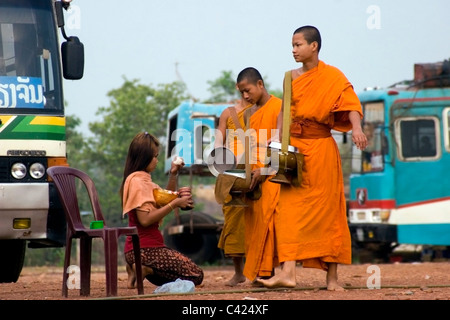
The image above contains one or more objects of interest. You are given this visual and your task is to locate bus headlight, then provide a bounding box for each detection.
[11,163,27,179]
[30,162,46,179]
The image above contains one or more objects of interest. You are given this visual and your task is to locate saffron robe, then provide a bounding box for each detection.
[275,61,363,271]
[217,105,251,257]
[243,95,282,281]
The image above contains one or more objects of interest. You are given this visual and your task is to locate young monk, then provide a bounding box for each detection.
[215,99,251,286]
[235,67,282,283]
[257,26,368,290]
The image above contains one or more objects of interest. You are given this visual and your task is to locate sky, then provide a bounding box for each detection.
[61,0,450,136]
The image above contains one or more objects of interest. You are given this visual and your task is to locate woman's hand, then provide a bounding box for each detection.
[172,194,194,209]
[170,156,184,175]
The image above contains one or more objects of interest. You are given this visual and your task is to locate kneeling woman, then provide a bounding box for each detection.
[120,131,204,288]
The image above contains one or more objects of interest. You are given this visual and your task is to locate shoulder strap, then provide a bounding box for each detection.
[228,107,243,131]
[244,107,252,131]
[281,71,292,152]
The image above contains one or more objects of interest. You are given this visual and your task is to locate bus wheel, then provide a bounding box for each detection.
[163,212,222,265]
[0,240,26,283]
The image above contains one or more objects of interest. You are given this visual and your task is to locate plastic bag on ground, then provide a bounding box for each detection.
[153,278,195,294]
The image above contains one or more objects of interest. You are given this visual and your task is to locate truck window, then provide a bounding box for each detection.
[352,101,385,173]
[396,118,438,160]
[361,124,384,172]
[194,124,212,164]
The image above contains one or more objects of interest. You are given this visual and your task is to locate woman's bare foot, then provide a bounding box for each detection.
[142,265,154,278]
[127,264,154,289]
[126,263,136,289]
[225,274,246,287]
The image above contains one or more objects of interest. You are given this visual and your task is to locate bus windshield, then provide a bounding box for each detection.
[0,0,62,113]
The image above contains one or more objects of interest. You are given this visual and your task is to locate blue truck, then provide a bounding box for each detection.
[348,59,450,262]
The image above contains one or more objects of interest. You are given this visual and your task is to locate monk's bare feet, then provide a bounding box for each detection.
[327,281,345,291]
[256,275,296,289]
[251,279,264,287]
[126,263,136,289]
[225,274,246,287]
[326,263,344,291]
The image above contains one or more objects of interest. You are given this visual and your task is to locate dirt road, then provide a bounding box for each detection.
[1,261,449,301]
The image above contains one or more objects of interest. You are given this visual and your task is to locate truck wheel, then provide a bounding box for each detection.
[163,212,222,265]
[0,240,26,283]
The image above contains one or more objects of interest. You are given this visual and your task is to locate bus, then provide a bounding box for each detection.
[348,60,450,262]
[0,0,84,282]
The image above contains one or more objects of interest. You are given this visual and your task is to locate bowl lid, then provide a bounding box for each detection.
[223,169,246,179]
[268,141,299,153]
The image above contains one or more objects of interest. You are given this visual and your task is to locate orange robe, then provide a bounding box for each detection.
[217,105,251,257]
[243,95,282,281]
[276,61,363,271]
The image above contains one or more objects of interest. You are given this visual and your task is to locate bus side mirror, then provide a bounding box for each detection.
[61,36,84,80]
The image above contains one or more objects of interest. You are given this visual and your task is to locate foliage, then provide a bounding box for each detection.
[205,70,240,103]
[81,78,188,226]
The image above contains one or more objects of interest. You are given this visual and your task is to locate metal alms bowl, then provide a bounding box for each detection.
[267,142,299,185]
[267,142,299,172]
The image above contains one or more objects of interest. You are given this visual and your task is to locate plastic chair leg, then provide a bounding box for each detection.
[131,234,144,295]
[79,237,93,296]
[62,236,72,297]
[104,229,118,297]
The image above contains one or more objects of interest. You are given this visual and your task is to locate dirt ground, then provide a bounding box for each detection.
[1,261,449,302]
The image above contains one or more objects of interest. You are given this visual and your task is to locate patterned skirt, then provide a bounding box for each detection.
[125,246,204,286]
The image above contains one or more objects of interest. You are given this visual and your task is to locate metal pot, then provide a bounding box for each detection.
[267,142,299,185]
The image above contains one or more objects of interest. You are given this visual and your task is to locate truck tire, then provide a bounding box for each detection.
[163,212,222,265]
[0,240,26,283]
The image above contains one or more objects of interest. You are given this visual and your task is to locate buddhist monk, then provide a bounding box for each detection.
[234,67,282,283]
[215,99,251,286]
[257,26,368,290]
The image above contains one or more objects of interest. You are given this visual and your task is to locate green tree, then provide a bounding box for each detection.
[205,70,239,103]
[83,78,188,226]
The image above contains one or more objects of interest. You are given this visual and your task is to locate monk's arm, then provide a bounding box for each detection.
[215,109,229,148]
[349,111,368,150]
